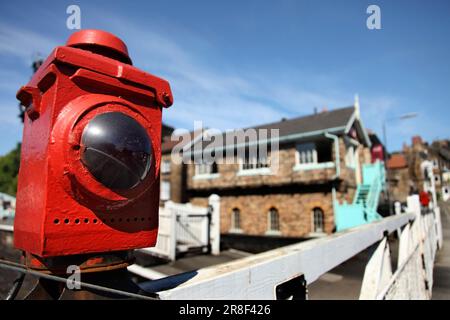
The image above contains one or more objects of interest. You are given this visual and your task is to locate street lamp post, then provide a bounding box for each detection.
[383,112,418,215]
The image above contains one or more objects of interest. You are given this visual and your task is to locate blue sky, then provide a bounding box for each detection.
[0,0,449,155]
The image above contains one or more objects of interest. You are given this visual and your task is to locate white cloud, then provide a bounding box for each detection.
[360,96,398,130]
[0,8,415,155]
[0,98,22,125]
[0,23,58,63]
[0,68,28,93]
[90,10,360,131]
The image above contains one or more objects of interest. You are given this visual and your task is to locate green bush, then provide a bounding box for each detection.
[0,143,21,196]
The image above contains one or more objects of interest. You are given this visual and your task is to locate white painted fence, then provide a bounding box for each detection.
[360,195,443,299]
[443,186,450,202]
[0,194,443,299]
[139,195,443,300]
[140,194,220,261]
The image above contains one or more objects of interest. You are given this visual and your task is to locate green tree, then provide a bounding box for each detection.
[0,143,21,196]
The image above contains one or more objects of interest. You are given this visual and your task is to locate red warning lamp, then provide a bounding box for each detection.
[14,30,173,261]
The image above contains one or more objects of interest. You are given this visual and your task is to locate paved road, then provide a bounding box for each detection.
[431,202,450,299]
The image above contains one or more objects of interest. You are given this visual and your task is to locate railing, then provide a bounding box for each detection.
[361,196,443,299]
[139,195,442,300]
[335,161,385,230]
[362,161,385,214]
[366,176,379,210]
[365,175,382,221]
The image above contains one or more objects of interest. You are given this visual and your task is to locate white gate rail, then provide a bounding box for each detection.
[361,196,443,299]
[140,205,177,260]
[140,194,220,261]
[141,195,442,300]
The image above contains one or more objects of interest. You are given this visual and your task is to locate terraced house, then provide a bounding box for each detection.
[180,101,378,240]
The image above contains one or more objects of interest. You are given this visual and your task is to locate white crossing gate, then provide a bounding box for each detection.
[135,194,443,300]
[140,194,220,261]
[360,195,442,299]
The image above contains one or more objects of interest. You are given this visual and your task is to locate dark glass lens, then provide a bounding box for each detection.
[80,112,152,190]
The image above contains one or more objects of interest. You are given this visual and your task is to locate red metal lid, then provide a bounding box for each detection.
[66,29,132,64]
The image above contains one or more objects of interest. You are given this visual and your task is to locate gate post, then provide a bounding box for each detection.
[394,201,402,239]
[208,194,221,256]
[165,201,177,261]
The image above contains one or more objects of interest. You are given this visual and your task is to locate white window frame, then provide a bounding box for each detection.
[293,142,334,171]
[229,208,243,233]
[310,207,326,236]
[161,159,171,174]
[266,208,281,236]
[296,142,318,164]
[193,162,220,180]
[237,153,271,176]
[160,180,171,201]
[345,145,357,169]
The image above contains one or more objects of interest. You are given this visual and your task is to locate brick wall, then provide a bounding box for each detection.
[187,136,366,238]
[160,153,186,205]
[191,190,344,237]
[388,167,411,202]
[187,139,356,190]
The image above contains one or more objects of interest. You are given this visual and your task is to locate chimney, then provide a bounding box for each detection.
[403,142,408,151]
[412,136,423,146]
[354,94,360,119]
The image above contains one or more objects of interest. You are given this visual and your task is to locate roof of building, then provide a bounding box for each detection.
[161,129,204,154]
[430,140,450,162]
[0,192,16,202]
[248,106,356,137]
[368,131,383,146]
[387,153,408,169]
[162,123,174,133]
[181,105,371,155]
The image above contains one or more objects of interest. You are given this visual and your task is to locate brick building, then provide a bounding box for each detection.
[160,129,204,205]
[386,153,410,202]
[180,103,374,239]
[386,136,450,203]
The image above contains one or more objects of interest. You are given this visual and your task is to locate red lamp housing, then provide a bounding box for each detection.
[14,30,173,258]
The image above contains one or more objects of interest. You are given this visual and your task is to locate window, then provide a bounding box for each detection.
[345,145,357,168]
[296,141,332,166]
[2,201,11,210]
[160,181,170,201]
[241,153,270,171]
[161,160,171,174]
[297,143,317,164]
[231,208,241,230]
[268,208,280,232]
[312,207,325,233]
[195,162,218,176]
